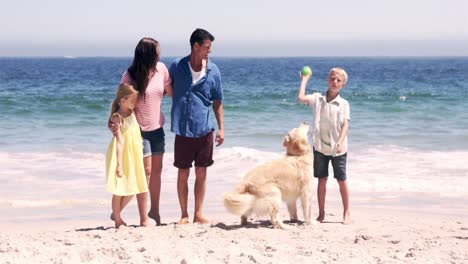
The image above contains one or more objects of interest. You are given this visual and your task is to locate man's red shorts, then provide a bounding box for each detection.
[173,131,214,169]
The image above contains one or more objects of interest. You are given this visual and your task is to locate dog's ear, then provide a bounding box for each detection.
[289,138,301,155]
[288,137,310,156]
[283,135,290,147]
[295,138,310,154]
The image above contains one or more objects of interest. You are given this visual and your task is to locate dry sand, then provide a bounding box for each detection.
[1,207,467,264]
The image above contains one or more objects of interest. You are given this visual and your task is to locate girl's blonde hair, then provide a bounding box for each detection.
[108,83,138,123]
[329,67,348,85]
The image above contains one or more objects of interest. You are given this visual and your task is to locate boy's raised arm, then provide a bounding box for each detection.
[297,73,314,104]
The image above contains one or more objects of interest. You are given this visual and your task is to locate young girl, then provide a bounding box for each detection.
[106,83,149,228]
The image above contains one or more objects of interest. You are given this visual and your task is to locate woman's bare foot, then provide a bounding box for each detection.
[342,211,351,225]
[193,214,209,224]
[148,210,161,226]
[177,217,189,225]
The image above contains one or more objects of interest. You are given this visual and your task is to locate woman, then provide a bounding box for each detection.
[110,37,172,226]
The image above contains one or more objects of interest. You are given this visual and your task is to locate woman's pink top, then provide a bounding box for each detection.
[121,62,172,132]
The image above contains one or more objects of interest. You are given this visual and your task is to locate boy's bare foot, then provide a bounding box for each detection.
[342,211,351,225]
[177,217,189,225]
[316,214,325,223]
[193,214,209,224]
[148,211,161,226]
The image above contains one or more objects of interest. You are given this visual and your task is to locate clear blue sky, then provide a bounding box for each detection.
[1,0,467,57]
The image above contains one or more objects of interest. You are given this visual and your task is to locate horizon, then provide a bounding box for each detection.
[1,39,467,57]
[1,0,467,57]
[1,55,468,59]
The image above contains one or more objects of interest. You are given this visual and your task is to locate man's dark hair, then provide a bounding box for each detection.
[190,28,215,49]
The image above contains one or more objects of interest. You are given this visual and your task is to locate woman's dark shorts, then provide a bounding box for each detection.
[313,150,347,181]
[141,127,165,157]
[174,131,214,169]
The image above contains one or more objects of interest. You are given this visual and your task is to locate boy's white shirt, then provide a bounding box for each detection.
[307,92,350,156]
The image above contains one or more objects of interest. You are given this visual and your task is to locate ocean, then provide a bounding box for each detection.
[1,57,467,224]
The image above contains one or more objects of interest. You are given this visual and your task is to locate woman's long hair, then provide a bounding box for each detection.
[108,83,138,124]
[127,38,160,98]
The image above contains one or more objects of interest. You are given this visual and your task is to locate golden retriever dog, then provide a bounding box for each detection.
[223,123,313,229]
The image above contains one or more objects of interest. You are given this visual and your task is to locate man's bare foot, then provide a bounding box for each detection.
[193,214,209,224]
[177,217,189,225]
[316,214,325,223]
[148,211,161,226]
[342,211,351,225]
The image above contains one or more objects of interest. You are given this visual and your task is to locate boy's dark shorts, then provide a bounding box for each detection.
[313,150,347,181]
[141,127,165,157]
[174,131,214,169]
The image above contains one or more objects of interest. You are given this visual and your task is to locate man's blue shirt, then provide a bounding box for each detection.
[169,55,223,138]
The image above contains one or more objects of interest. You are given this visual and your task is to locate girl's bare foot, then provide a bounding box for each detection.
[177,217,189,225]
[114,218,127,229]
[148,211,161,226]
[193,214,209,224]
[140,221,150,227]
[140,217,150,227]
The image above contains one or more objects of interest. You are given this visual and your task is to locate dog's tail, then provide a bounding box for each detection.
[223,185,255,215]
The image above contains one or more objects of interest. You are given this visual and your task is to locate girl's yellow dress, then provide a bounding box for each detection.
[106,112,148,196]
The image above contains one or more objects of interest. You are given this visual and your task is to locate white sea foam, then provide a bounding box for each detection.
[0,199,108,208]
[348,145,468,195]
[1,146,467,211]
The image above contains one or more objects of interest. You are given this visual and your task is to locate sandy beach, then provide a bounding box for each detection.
[1,206,467,264]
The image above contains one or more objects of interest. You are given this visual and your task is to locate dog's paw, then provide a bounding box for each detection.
[273,223,290,230]
[241,216,250,226]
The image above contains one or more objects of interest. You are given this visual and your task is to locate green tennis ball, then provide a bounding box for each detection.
[301,66,312,76]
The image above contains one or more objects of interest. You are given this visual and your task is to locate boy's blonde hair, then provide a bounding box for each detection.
[108,83,138,123]
[329,67,348,85]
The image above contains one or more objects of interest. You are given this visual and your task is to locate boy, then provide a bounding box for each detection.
[297,67,351,224]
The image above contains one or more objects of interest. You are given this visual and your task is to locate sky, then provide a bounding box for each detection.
[1,0,467,57]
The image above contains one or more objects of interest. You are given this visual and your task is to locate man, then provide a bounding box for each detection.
[169,28,224,224]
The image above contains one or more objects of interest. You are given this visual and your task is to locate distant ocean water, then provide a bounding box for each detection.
[1,57,467,224]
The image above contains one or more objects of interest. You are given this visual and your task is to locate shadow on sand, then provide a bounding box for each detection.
[212,219,307,230]
[74,222,169,232]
